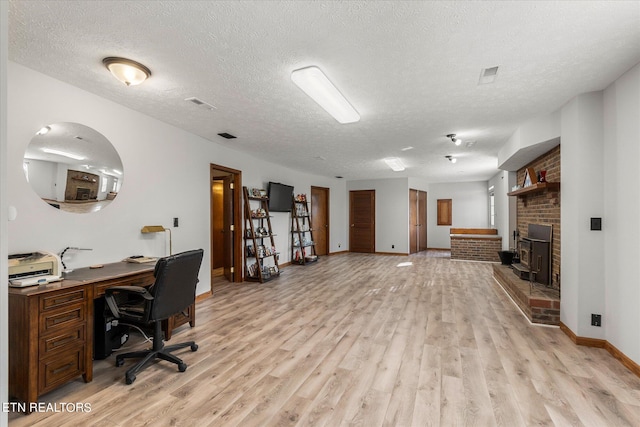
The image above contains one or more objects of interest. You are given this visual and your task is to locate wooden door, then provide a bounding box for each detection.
[409,189,418,253]
[311,186,329,255]
[211,180,225,269]
[418,190,427,251]
[222,175,234,281]
[410,189,428,253]
[349,190,375,253]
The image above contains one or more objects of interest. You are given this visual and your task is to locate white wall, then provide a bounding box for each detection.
[499,61,640,365]
[603,63,640,363]
[1,3,9,425]
[489,170,517,250]
[427,181,489,249]
[560,92,606,339]
[24,159,57,200]
[498,110,561,170]
[6,62,348,296]
[243,169,348,258]
[347,178,409,254]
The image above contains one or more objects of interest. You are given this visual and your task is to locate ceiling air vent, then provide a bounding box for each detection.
[217,132,236,139]
[478,66,499,85]
[185,97,216,111]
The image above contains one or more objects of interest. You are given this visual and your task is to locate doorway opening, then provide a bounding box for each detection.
[210,164,243,291]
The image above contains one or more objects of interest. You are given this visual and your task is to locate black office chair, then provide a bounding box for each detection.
[104,249,204,384]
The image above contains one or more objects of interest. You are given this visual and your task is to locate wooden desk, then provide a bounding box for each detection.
[8,261,195,406]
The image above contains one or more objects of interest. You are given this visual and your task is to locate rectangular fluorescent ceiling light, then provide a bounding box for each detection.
[384,157,405,171]
[42,148,84,160]
[291,66,360,124]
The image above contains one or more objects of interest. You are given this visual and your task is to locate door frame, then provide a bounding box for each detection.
[210,164,243,290]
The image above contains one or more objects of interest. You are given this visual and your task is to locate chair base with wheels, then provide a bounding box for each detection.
[116,321,198,385]
[104,249,204,385]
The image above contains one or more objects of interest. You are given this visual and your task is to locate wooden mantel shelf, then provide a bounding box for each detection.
[507,182,560,197]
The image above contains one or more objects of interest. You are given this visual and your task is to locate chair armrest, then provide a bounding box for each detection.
[105,285,154,299]
[104,286,153,319]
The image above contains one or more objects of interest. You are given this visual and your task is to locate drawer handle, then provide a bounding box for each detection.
[51,335,76,348]
[51,313,78,325]
[52,362,74,375]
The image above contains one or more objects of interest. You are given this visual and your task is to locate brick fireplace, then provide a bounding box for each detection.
[65,170,99,201]
[493,144,561,325]
[515,145,561,290]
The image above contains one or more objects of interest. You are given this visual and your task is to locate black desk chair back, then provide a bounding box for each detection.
[105,249,204,384]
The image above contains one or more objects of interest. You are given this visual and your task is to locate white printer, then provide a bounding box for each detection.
[8,251,63,287]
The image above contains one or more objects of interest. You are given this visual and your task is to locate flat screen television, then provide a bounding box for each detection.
[267,182,294,212]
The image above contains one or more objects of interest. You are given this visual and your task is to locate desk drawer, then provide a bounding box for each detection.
[40,288,86,312]
[39,303,86,335]
[94,273,155,298]
[39,346,85,394]
[39,324,86,358]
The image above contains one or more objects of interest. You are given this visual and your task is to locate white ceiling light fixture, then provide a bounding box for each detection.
[291,66,360,124]
[36,126,51,136]
[447,134,462,146]
[384,157,405,171]
[103,57,151,86]
[42,148,85,161]
[445,155,457,164]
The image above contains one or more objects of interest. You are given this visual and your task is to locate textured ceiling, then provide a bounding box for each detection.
[9,1,640,182]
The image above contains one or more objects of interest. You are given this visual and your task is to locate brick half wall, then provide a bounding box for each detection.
[451,236,502,262]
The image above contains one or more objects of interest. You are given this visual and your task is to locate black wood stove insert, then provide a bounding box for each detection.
[512,224,552,286]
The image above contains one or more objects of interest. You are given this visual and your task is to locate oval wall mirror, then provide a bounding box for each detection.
[23,122,124,213]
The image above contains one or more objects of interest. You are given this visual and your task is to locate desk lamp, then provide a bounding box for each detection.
[60,247,92,273]
[141,225,172,255]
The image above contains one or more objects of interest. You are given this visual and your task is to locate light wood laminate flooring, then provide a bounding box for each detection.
[8,252,640,426]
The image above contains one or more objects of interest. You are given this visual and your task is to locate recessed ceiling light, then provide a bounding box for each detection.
[291,66,360,124]
[445,155,457,164]
[384,157,405,171]
[401,146,414,151]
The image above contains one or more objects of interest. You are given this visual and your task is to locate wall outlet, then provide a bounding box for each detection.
[173,217,179,227]
[392,244,395,249]
[338,243,341,248]
[591,313,602,327]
